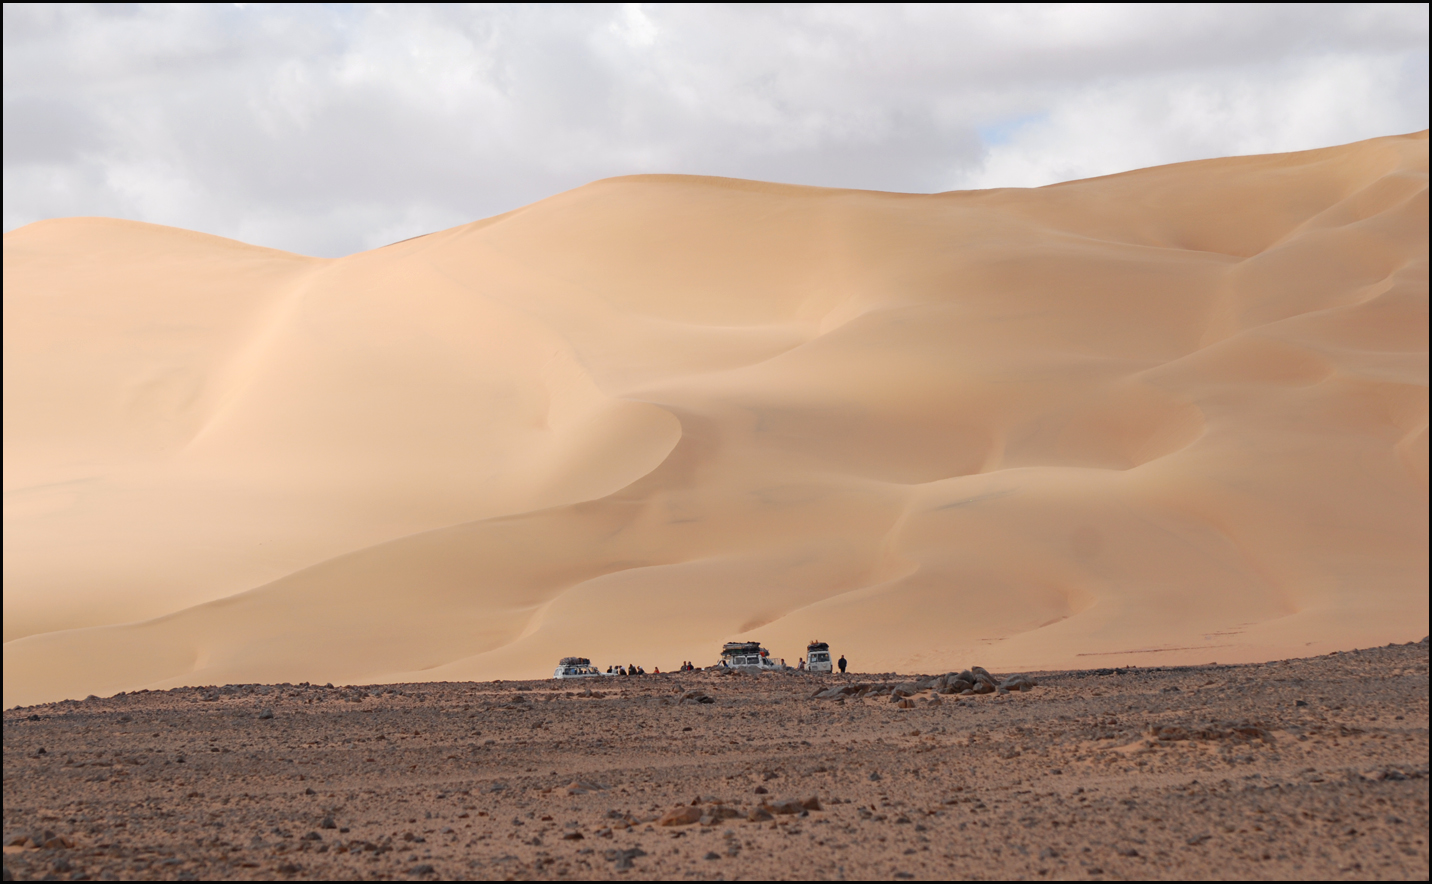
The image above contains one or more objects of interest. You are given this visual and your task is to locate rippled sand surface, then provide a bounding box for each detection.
[4,131,1427,707]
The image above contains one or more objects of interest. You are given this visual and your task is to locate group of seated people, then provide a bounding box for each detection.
[596,661,706,675]
[604,664,646,675]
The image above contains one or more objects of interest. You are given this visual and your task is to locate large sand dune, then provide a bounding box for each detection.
[4,132,1427,708]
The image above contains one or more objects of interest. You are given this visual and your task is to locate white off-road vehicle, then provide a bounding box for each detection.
[718,641,786,672]
[805,641,833,673]
[552,656,603,679]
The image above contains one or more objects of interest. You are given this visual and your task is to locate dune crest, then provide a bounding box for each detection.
[4,132,1428,707]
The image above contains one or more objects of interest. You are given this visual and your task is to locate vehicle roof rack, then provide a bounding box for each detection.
[559,656,591,666]
[721,641,763,654]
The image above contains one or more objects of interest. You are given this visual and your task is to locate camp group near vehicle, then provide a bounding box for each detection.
[552,640,837,679]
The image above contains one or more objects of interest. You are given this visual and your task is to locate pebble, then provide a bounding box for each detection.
[257,707,274,720]
[658,805,702,826]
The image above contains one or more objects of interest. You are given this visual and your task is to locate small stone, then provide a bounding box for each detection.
[746,807,774,822]
[658,805,702,826]
[801,797,822,811]
[301,832,321,841]
[319,816,336,829]
[304,787,315,795]
[1295,699,1308,707]
[868,772,882,781]
[562,831,584,840]
[409,864,436,875]
[763,799,804,815]
[257,707,274,720]
[704,851,721,860]
[753,786,768,794]
[999,674,1036,692]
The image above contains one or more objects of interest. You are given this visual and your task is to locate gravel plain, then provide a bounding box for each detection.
[4,641,1428,881]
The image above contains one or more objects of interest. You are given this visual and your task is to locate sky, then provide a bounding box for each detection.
[4,3,1428,257]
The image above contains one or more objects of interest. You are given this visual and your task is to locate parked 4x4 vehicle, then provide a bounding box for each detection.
[552,656,603,679]
[805,641,833,672]
[718,641,786,671]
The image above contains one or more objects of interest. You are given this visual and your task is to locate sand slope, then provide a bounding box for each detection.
[4,132,1427,707]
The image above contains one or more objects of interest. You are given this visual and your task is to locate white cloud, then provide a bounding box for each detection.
[3,3,1427,256]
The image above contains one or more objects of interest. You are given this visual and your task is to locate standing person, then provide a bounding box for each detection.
[838,654,847,674]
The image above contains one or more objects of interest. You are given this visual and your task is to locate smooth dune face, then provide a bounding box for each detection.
[4,132,1427,708]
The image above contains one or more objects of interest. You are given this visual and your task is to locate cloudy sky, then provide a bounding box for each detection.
[4,3,1428,257]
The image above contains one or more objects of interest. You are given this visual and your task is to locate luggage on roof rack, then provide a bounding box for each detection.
[558,656,591,666]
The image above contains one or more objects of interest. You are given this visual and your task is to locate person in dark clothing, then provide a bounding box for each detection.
[837,655,847,674]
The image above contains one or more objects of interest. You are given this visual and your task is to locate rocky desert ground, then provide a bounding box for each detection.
[3,640,1428,881]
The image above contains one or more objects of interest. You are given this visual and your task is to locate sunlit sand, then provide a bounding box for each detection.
[3,131,1427,708]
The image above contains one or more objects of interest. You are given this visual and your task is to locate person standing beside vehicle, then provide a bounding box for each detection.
[838,655,847,674]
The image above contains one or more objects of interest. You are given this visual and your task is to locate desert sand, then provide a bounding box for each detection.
[2,643,1427,880]
[3,131,1428,708]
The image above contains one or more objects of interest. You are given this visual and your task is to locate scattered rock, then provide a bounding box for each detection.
[762,799,805,815]
[704,806,743,823]
[801,797,822,811]
[892,682,921,698]
[566,780,606,795]
[606,847,646,869]
[704,851,721,860]
[1295,700,1308,707]
[257,707,274,720]
[320,816,337,829]
[753,786,768,794]
[679,689,715,705]
[999,674,1036,692]
[1150,725,1190,742]
[746,807,774,822]
[658,805,703,826]
[409,863,436,875]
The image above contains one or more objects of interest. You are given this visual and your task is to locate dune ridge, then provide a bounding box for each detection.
[4,131,1427,708]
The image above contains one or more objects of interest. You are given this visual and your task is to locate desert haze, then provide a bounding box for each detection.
[3,132,1428,709]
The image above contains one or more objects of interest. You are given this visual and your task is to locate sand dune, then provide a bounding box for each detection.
[4,131,1427,708]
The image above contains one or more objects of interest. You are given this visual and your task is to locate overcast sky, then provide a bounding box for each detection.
[4,3,1428,257]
